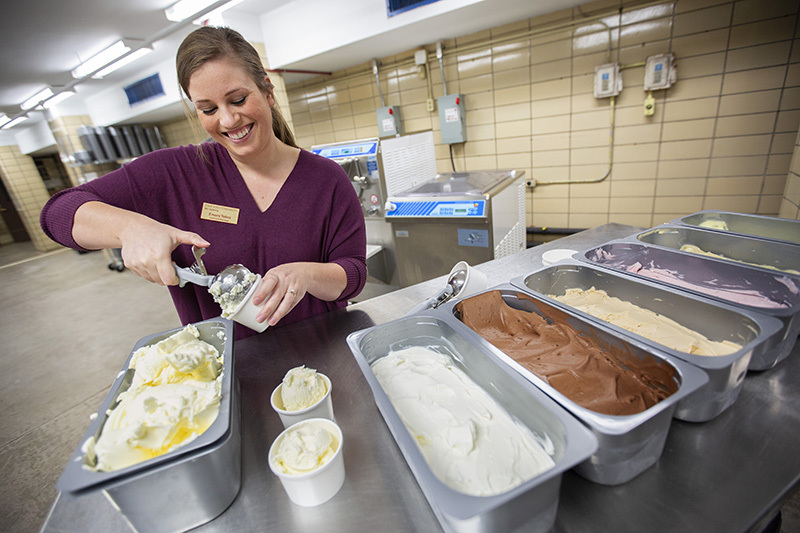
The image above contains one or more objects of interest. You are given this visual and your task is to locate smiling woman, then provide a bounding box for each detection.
[39,26,367,340]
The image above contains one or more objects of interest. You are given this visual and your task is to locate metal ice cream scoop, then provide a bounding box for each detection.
[406,263,471,315]
[173,262,253,290]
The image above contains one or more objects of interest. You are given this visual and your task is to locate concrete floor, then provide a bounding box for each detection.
[0,241,798,533]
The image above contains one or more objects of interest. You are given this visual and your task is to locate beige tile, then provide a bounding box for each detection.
[716,113,776,137]
[531,78,572,101]
[572,90,613,113]
[614,123,663,145]
[532,58,572,82]
[457,53,493,78]
[571,128,611,149]
[673,4,733,37]
[730,17,796,48]
[706,175,763,195]
[708,155,768,176]
[654,195,705,213]
[674,0,730,14]
[493,68,531,89]
[614,142,660,162]
[719,90,782,115]
[610,178,656,196]
[572,25,617,58]
[655,177,707,196]
[532,212,570,227]
[723,66,787,94]
[570,212,611,227]
[405,117,434,133]
[772,132,797,154]
[610,196,656,213]
[465,155,498,170]
[531,166,570,182]
[468,107,496,125]
[534,149,570,167]
[497,136,532,154]
[466,123,497,141]
[673,28,730,58]
[496,119,532,138]
[459,74,493,95]
[533,196,569,214]
[570,195,609,213]
[620,17,672,48]
[610,212,654,227]
[783,63,800,90]
[532,131,570,151]
[619,40,672,65]
[612,161,658,180]
[703,194,759,212]
[713,134,772,157]
[571,146,610,165]
[677,52,726,79]
[497,152,532,169]
[401,101,430,120]
[532,96,571,118]
[494,85,531,105]
[780,86,800,110]
[571,164,613,182]
[464,139,496,157]
[493,49,531,72]
[733,0,799,24]
[767,153,792,175]
[464,91,493,111]
[668,75,723,100]
[531,39,572,65]
[573,50,613,76]
[571,73,595,97]
[495,102,532,122]
[660,138,713,159]
[533,115,571,134]
[657,158,711,178]
[660,118,715,141]
[758,195,784,215]
[784,173,800,202]
[572,109,611,130]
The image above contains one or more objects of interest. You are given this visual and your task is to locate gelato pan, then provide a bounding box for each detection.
[673,210,800,246]
[347,315,597,533]
[57,319,241,533]
[584,241,800,369]
[447,286,706,484]
[512,262,782,422]
[637,224,800,276]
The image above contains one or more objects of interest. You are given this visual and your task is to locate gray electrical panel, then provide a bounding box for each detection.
[438,94,466,144]
[376,106,402,138]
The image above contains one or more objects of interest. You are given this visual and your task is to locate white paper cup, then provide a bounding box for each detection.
[451,261,489,299]
[542,248,578,266]
[227,275,269,333]
[268,418,345,507]
[271,373,335,428]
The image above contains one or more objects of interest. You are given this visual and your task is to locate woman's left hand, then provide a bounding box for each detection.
[251,263,307,326]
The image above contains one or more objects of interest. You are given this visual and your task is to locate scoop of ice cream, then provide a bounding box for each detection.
[272,422,338,475]
[209,272,258,317]
[281,366,327,411]
[89,325,223,472]
[698,219,729,230]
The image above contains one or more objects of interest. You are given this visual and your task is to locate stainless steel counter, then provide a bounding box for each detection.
[43,224,800,532]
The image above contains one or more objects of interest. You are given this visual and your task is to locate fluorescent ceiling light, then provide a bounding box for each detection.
[71,39,148,79]
[41,90,76,110]
[164,0,243,23]
[21,87,53,111]
[93,47,153,78]
[0,114,7,124]
[1,116,29,130]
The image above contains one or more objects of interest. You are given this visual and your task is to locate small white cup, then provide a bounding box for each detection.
[451,261,489,299]
[542,248,578,266]
[271,373,335,428]
[227,275,269,333]
[268,418,346,507]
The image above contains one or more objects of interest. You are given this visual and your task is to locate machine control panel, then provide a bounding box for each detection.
[385,200,486,218]
[311,141,378,158]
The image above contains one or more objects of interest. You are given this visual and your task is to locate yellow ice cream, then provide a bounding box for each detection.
[551,287,741,356]
[281,366,327,411]
[679,244,800,275]
[698,219,729,230]
[272,421,339,475]
[87,325,223,472]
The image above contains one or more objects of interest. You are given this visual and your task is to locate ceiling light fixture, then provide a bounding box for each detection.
[41,90,76,110]
[1,115,29,130]
[164,0,243,23]
[21,87,54,111]
[71,39,151,79]
[92,46,153,78]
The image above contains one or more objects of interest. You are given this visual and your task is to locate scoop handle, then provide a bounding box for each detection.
[172,263,213,288]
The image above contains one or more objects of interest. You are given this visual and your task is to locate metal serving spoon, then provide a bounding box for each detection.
[406,263,470,315]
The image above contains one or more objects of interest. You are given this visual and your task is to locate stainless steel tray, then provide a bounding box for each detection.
[56,318,241,533]
[583,240,800,370]
[672,210,800,246]
[347,315,598,533]
[445,285,707,486]
[510,262,783,422]
[637,224,800,275]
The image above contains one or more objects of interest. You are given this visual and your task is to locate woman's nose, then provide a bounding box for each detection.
[218,106,238,127]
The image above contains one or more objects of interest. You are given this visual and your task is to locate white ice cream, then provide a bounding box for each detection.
[210,272,257,317]
[271,421,339,475]
[281,366,328,411]
[371,346,555,497]
[87,325,223,472]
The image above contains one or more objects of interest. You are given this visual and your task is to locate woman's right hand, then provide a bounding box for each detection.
[73,201,209,286]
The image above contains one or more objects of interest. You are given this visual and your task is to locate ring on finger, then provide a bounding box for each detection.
[287,288,297,297]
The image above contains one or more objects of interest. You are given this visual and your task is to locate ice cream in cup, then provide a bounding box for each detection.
[268,418,345,506]
[225,275,269,333]
[271,366,334,428]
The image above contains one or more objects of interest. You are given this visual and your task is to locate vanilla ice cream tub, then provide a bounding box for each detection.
[57,318,241,533]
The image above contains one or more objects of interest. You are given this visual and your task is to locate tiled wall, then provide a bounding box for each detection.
[0,145,60,252]
[781,129,800,219]
[286,0,800,229]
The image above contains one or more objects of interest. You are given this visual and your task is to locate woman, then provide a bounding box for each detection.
[40,26,367,338]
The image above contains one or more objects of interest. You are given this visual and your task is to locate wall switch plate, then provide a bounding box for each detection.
[426,98,435,112]
[644,53,676,91]
[644,93,655,116]
[594,63,622,98]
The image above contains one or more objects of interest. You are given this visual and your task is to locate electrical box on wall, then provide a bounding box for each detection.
[376,106,402,138]
[438,94,466,144]
[644,53,676,91]
[594,63,621,98]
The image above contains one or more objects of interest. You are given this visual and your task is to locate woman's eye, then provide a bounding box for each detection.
[232,96,246,106]
[200,107,217,116]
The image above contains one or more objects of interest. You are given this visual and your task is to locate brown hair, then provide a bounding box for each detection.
[176,26,297,148]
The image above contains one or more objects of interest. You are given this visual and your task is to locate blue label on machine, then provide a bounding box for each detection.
[311,142,378,158]
[458,228,489,247]
[386,200,486,218]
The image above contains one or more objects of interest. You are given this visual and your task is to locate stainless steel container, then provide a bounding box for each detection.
[56,318,241,533]
[511,262,783,422]
[446,285,707,485]
[584,241,800,370]
[107,126,132,160]
[121,125,144,157]
[637,224,800,275]
[94,126,120,161]
[347,315,598,533]
[672,210,800,246]
[77,125,107,163]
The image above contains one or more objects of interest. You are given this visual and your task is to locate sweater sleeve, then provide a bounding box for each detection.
[324,164,367,301]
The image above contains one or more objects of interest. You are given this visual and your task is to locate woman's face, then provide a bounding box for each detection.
[187,57,276,161]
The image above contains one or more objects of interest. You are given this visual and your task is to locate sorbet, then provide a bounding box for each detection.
[679,244,800,275]
[371,346,555,496]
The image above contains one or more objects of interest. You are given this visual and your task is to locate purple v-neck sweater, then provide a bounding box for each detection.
[41,143,367,337]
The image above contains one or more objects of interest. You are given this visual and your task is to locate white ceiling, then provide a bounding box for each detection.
[0,0,589,135]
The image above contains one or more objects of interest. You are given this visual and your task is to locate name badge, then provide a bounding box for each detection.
[200,202,240,225]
